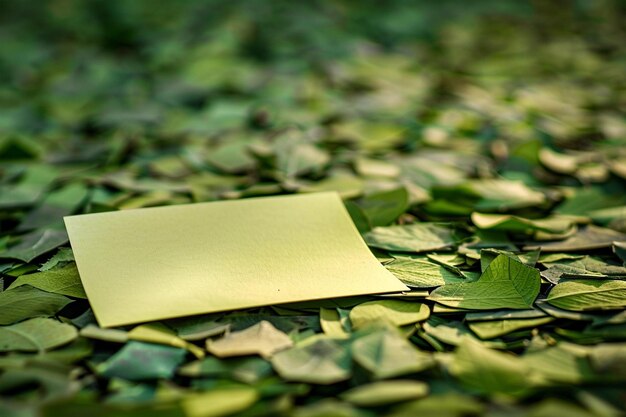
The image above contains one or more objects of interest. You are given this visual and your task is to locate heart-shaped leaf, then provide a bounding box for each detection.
[428,254,540,310]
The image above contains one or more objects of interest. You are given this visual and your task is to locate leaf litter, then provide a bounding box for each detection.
[1,2,626,416]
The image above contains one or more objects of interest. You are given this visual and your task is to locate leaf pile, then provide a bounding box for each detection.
[1,1,626,416]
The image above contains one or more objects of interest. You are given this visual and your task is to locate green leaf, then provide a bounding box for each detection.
[471,212,574,234]
[182,387,259,417]
[96,341,187,381]
[340,380,428,407]
[352,327,434,379]
[541,256,626,284]
[349,300,430,329]
[39,247,74,271]
[433,179,545,211]
[428,254,541,310]
[206,321,292,359]
[343,200,372,233]
[546,279,626,311]
[468,317,554,339]
[386,257,465,288]
[80,324,129,343]
[357,187,409,227]
[449,337,539,396]
[525,225,626,252]
[178,356,272,384]
[8,263,86,298]
[0,317,77,352]
[0,229,68,262]
[614,241,626,264]
[0,285,72,325]
[364,223,458,253]
[129,322,205,359]
[271,337,351,384]
[522,343,596,384]
[320,308,349,339]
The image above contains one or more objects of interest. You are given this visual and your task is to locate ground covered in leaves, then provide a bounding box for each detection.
[1,1,626,416]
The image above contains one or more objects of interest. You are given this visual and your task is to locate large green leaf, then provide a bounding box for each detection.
[428,254,541,310]
[0,285,72,325]
[364,223,458,253]
[546,279,626,311]
[0,317,77,352]
[271,337,351,384]
[349,300,430,329]
[8,263,86,298]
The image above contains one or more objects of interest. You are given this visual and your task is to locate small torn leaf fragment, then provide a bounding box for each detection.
[465,308,547,322]
[0,229,69,262]
[352,327,434,378]
[340,380,429,407]
[80,324,129,343]
[614,241,626,263]
[182,387,259,417]
[428,254,541,310]
[166,316,230,341]
[178,356,272,384]
[540,255,626,284]
[0,317,78,352]
[207,320,293,359]
[96,341,187,381]
[433,179,546,211]
[39,247,74,271]
[471,212,574,234]
[129,322,205,359]
[546,279,626,311]
[364,223,458,253]
[8,263,86,298]
[0,285,72,325]
[524,225,626,252]
[386,257,465,288]
[357,187,409,227]
[349,300,430,329]
[468,317,554,339]
[320,308,349,339]
[271,337,351,384]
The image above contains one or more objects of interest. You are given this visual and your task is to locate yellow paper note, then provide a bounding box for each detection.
[64,192,408,327]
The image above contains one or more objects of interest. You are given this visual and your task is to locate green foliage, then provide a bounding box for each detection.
[1,0,626,415]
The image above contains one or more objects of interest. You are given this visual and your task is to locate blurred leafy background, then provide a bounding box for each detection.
[1,1,626,416]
